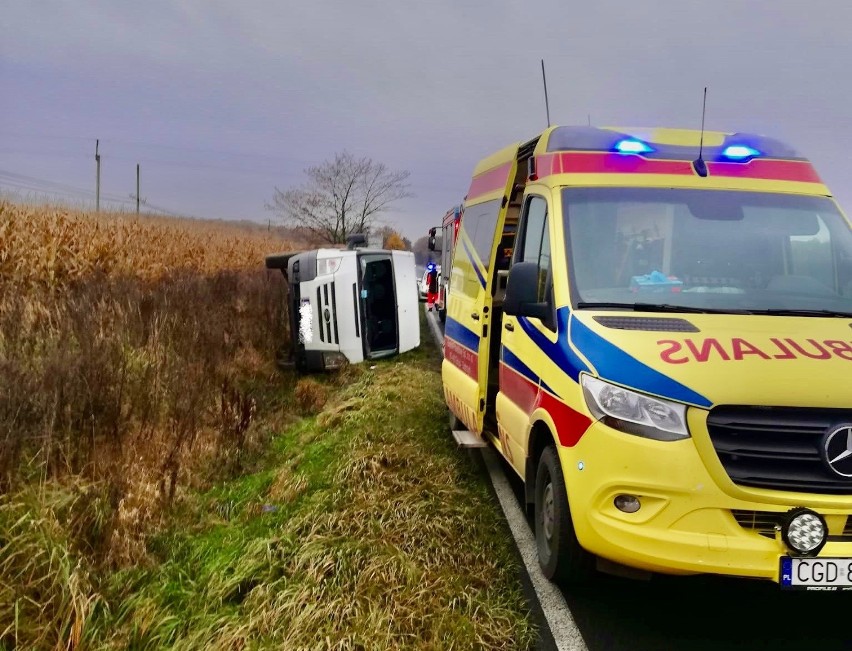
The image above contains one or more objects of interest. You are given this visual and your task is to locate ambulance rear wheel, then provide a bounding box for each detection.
[534,446,594,586]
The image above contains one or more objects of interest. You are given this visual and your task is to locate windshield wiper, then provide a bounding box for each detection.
[752,308,852,318]
[576,302,752,315]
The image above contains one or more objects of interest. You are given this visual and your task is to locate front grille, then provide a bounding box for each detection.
[316,282,339,344]
[731,509,779,538]
[732,510,852,541]
[707,406,852,494]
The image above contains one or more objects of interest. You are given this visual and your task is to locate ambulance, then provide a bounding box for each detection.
[266,245,419,371]
[442,126,852,589]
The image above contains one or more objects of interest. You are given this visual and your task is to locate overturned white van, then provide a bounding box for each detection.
[266,247,420,371]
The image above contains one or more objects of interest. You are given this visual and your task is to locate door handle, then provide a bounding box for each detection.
[504,322,514,332]
[471,312,480,321]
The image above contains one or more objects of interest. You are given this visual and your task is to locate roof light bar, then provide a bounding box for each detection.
[614,138,654,155]
[721,144,761,160]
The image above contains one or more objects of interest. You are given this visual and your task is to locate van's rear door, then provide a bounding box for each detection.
[392,251,420,353]
[443,145,519,434]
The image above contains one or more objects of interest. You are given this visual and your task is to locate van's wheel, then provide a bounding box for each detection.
[535,446,594,586]
[438,308,446,323]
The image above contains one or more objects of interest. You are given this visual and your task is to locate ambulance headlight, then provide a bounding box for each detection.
[581,375,689,441]
[316,256,342,276]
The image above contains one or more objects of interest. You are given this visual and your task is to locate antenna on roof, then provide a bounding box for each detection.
[692,87,709,177]
[541,59,551,127]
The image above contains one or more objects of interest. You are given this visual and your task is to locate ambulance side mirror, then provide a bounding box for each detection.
[504,262,549,321]
[428,228,437,251]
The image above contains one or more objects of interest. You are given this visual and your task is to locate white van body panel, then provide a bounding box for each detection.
[392,250,420,353]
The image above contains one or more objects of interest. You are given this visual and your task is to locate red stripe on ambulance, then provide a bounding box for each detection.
[535,152,823,184]
[466,162,513,201]
[499,363,538,413]
[500,363,592,447]
[444,337,479,380]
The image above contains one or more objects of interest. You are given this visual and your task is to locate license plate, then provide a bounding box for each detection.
[780,557,852,590]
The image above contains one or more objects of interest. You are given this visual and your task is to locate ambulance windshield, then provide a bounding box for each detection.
[563,188,852,315]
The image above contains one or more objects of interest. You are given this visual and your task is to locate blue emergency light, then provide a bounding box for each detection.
[614,138,654,154]
[721,144,761,160]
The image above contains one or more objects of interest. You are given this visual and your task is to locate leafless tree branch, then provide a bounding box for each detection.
[267,152,413,244]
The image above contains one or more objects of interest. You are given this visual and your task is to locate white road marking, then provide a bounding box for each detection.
[425,305,444,348]
[425,307,588,651]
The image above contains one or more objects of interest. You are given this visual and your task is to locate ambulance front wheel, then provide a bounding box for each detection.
[534,445,594,586]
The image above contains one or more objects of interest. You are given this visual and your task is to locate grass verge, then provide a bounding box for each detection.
[61,323,536,649]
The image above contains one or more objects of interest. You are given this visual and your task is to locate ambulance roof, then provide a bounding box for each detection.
[544,126,804,162]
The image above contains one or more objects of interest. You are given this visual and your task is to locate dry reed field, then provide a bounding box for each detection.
[0,201,534,650]
[0,203,294,288]
[0,202,295,646]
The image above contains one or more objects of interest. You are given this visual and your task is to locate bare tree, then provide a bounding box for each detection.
[268,152,412,244]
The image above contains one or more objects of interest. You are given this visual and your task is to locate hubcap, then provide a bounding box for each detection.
[542,482,554,541]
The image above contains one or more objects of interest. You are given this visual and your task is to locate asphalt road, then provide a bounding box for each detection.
[426,307,852,651]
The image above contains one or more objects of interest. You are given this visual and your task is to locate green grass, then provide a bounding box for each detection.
[81,322,535,649]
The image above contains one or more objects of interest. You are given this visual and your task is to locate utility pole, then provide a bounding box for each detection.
[95,139,101,212]
[136,163,140,214]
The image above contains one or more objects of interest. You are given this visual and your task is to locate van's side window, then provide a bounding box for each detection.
[519,196,551,304]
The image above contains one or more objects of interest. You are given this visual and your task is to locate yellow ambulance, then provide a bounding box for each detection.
[442,126,852,589]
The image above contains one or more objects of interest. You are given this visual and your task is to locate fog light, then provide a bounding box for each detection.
[782,508,827,556]
[322,352,347,370]
[614,494,641,513]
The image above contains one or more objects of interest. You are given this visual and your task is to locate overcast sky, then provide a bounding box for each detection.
[3,0,852,241]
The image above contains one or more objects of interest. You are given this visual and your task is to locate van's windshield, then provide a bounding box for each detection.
[563,187,852,316]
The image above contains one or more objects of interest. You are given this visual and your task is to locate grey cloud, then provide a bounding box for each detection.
[2,0,852,239]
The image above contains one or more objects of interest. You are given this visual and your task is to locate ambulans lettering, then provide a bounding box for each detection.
[658,338,852,363]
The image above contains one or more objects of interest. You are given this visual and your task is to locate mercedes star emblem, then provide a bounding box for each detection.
[822,425,852,478]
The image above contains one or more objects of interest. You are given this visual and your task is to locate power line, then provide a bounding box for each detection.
[0,181,137,210]
[0,169,190,217]
[0,169,134,203]
[0,129,316,166]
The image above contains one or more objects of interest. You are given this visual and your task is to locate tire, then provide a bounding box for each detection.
[438,307,447,323]
[534,446,594,586]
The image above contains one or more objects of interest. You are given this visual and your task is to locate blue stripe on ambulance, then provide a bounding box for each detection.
[516,309,590,382]
[445,317,480,351]
[569,315,712,408]
[515,307,710,408]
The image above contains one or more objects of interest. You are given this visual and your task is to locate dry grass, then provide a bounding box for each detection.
[294,377,330,414]
[79,355,536,650]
